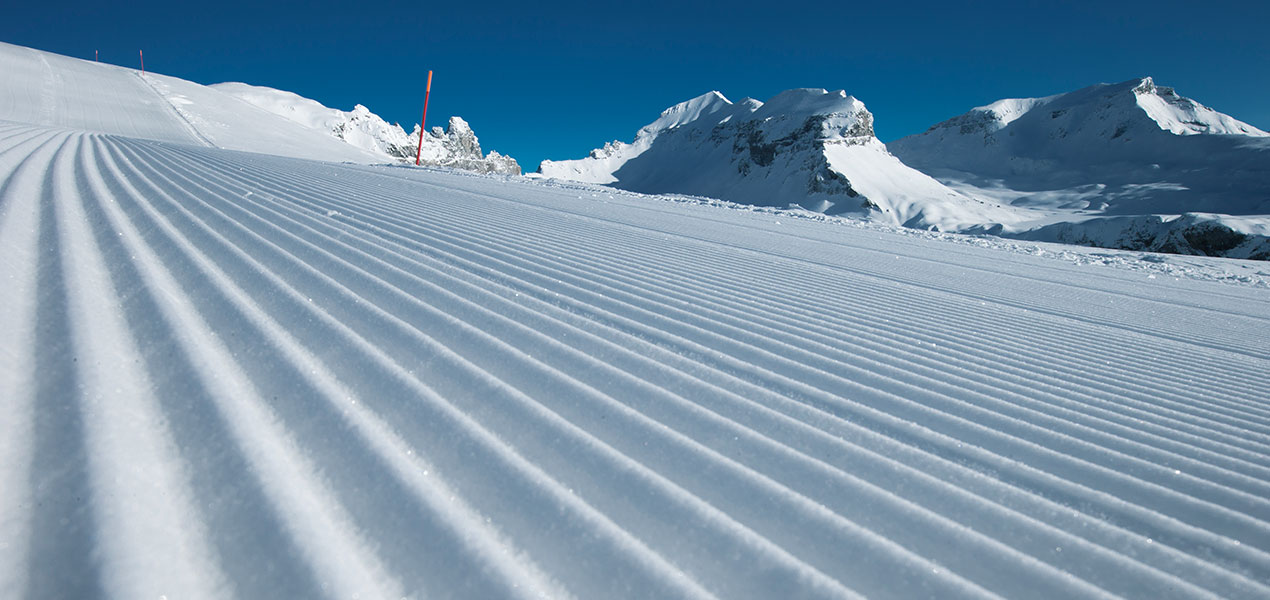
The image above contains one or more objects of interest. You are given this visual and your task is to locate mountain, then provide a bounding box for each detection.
[539,89,1019,231]
[890,77,1270,258]
[0,40,518,173]
[212,82,519,174]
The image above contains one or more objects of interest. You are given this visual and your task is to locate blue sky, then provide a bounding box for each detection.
[5,0,1268,170]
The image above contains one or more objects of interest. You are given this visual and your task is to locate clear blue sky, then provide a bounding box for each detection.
[5,0,1268,170]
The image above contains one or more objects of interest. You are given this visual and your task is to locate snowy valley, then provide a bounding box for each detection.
[1,40,1269,600]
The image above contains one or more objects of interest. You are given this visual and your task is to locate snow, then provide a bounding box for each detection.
[210,81,418,159]
[749,88,865,139]
[538,91,743,185]
[973,95,1062,130]
[1133,78,1268,137]
[647,90,736,131]
[141,72,385,163]
[821,139,1024,230]
[0,41,209,146]
[3,42,1270,599]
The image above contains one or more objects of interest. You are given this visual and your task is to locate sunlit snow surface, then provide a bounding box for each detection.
[3,42,1270,599]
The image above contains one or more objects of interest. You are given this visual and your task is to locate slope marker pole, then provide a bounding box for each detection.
[139,50,145,74]
[415,70,433,166]
[95,50,98,62]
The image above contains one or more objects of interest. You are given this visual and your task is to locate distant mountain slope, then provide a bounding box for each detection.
[540,89,1020,231]
[0,41,518,173]
[890,78,1270,258]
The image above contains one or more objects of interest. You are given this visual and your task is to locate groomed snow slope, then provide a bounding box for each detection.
[3,117,1270,598]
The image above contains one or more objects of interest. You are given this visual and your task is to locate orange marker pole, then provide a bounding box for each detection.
[139,50,145,74]
[95,50,98,62]
[415,70,433,166]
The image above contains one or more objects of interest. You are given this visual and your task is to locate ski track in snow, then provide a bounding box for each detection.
[1,121,1269,599]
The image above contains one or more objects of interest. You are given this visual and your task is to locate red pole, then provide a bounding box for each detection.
[139,50,144,74]
[415,70,433,166]
[95,50,98,62]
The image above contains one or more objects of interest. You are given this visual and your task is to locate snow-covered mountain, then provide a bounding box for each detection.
[890,77,1270,258]
[212,82,519,174]
[0,41,518,173]
[542,80,1269,259]
[539,89,1019,230]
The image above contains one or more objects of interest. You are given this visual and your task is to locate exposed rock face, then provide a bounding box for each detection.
[442,117,481,157]
[724,108,873,181]
[412,116,521,175]
[1009,215,1270,261]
